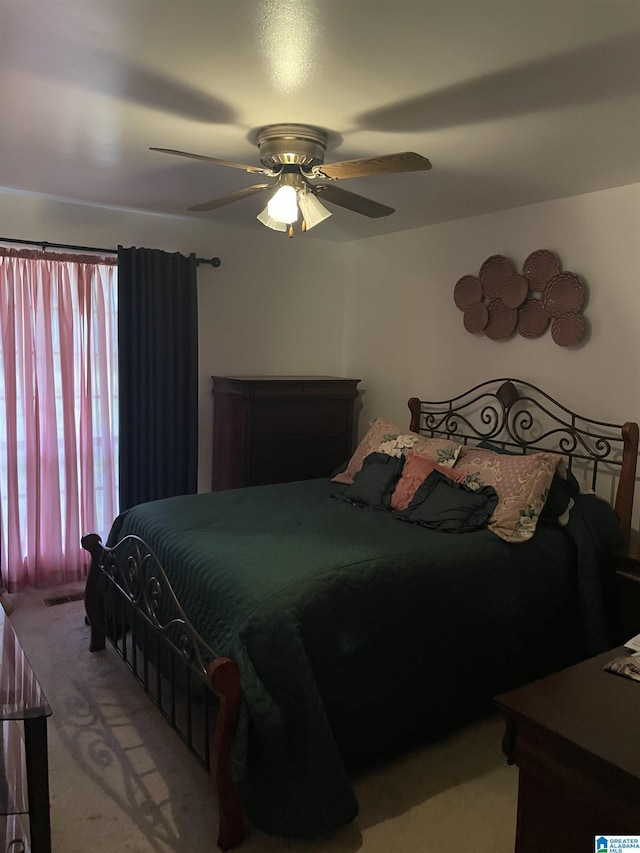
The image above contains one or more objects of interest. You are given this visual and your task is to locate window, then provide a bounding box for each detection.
[0,249,118,590]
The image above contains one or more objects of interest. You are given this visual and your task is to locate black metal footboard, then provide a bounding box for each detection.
[81,533,244,851]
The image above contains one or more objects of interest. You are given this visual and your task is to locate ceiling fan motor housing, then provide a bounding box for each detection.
[256,123,328,170]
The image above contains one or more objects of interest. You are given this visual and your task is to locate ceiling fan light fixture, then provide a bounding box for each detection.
[267,185,298,224]
[298,191,332,230]
[256,207,288,231]
[152,123,432,230]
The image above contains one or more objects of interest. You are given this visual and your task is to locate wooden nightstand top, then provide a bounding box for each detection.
[496,646,640,781]
[496,647,640,848]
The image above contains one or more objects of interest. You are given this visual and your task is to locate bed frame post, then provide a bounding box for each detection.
[616,421,639,544]
[81,533,107,652]
[207,657,244,850]
[408,397,421,433]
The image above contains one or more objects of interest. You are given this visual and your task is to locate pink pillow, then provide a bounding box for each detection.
[332,418,461,485]
[391,450,466,511]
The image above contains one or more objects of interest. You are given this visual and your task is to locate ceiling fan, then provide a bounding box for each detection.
[150,123,432,236]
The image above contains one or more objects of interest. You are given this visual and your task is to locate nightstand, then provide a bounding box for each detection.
[496,647,640,852]
[613,529,640,644]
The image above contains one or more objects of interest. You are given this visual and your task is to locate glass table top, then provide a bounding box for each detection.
[0,610,51,721]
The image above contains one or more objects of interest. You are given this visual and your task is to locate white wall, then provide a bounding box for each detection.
[342,183,640,524]
[0,190,346,491]
[343,184,640,429]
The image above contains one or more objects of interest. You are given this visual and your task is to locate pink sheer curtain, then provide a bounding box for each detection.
[0,249,118,591]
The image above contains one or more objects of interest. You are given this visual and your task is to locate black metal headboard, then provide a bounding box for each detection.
[408,378,639,543]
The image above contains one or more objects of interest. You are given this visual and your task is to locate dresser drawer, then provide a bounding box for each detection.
[250,401,349,439]
[249,435,350,485]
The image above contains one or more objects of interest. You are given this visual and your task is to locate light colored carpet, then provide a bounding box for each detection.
[6,585,518,852]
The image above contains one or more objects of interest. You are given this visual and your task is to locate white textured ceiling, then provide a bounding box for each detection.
[1,0,639,242]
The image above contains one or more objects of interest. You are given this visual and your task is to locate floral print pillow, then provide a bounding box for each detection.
[453,446,566,542]
[332,418,462,485]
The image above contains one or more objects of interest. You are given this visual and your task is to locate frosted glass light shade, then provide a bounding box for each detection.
[256,207,288,231]
[298,192,332,230]
[267,185,298,223]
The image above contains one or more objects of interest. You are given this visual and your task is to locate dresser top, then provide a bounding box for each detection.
[211,375,360,402]
[212,375,358,382]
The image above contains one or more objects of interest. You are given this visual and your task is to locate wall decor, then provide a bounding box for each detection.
[522,249,561,292]
[485,299,517,340]
[454,275,483,310]
[479,254,515,298]
[453,249,587,346]
[463,302,488,333]
[517,299,549,338]
[550,312,585,347]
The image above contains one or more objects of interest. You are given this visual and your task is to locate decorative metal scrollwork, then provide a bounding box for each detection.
[417,378,625,467]
[96,534,216,678]
[504,394,614,461]
[423,395,505,441]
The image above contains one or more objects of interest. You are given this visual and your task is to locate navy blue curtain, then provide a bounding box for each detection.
[117,247,198,511]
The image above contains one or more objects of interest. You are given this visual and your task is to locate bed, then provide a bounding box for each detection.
[82,378,638,850]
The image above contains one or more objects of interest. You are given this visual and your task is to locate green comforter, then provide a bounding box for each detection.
[106,477,619,838]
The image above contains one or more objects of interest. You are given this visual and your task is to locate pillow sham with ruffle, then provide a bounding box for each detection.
[332,418,461,485]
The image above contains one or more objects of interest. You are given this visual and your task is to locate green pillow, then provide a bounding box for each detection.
[399,470,498,532]
[337,452,405,509]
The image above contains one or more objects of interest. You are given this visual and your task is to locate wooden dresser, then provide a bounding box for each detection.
[211,376,360,491]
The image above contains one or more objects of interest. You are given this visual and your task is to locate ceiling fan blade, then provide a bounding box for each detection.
[188,184,271,212]
[151,147,271,175]
[314,184,394,218]
[317,152,431,180]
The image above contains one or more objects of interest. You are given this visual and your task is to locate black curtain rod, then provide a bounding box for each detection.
[0,236,221,268]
